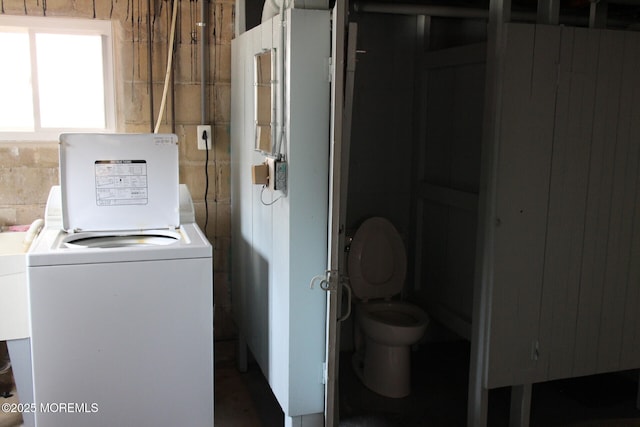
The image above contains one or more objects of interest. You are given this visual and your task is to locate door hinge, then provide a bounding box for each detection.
[327,57,333,82]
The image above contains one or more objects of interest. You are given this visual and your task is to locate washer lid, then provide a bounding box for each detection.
[59,133,180,232]
[348,217,406,300]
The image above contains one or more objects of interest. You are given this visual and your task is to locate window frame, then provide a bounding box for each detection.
[0,15,116,142]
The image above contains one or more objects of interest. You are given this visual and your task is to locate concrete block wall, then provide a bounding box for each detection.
[0,0,235,340]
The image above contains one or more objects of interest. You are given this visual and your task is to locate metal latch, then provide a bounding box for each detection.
[310,270,352,322]
[310,269,338,291]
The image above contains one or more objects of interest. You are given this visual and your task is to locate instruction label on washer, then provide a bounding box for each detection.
[94,160,148,206]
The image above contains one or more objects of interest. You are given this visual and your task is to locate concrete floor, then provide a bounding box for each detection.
[339,340,640,426]
[3,339,640,427]
[0,390,21,427]
[0,340,283,427]
[216,339,640,426]
[214,340,283,427]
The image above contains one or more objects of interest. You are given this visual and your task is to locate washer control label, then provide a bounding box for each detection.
[95,160,148,206]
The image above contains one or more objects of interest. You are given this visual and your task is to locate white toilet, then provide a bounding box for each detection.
[349,217,429,398]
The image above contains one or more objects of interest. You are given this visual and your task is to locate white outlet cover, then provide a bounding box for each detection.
[197,125,212,150]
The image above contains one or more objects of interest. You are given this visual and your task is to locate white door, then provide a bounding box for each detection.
[324,2,356,425]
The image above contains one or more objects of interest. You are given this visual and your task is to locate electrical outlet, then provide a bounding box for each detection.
[197,125,212,150]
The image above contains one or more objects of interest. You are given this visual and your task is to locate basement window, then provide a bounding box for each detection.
[0,15,115,141]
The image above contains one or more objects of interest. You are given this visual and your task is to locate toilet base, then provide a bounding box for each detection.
[353,338,411,398]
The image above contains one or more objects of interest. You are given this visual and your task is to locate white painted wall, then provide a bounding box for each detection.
[231,8,330,420]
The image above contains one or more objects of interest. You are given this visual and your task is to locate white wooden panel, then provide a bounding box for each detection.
[231,24,274,376]
[417,46,485,341]
[488,27,640,385]
[423,59,484,191]
[419,183,478,212]
[450,64,486,193]
[423,61,484,192]
[422,43,487,70]
[283,8,330,416]
[421,201,450,295]
[417,201,477,331]
[345,14,416,233]
[620,32,640,368]
[535,27,598,382]
[423,42,486,69]
[487,24,560,388]
[230,9,330,420]
[424,66,455,187]
[596,30,640,374]
[488,23,536,388]
[445,207,477,324]
[573,30,625,378]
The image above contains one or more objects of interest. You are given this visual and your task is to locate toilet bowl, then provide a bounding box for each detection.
[348,217,429,398]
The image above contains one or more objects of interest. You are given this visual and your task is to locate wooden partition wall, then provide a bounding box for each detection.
[485,23,640,389]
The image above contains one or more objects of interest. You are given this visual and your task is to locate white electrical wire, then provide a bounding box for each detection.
[154,0,179,133]
[260,185,282,206]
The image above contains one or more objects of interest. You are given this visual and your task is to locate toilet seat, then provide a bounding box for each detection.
[348,217,429,398]
[348,217,407,300]
[363,301,428,328]
[357,301,429,344]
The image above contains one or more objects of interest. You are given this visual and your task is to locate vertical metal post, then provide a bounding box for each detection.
[410,14,429,293]
[147,0,154,132]
[468,0,510,426]
[589,0,608,28]
[537,0,560,24]
[235,0,246,36]
[199,0,210,124]
[510,384,532,427]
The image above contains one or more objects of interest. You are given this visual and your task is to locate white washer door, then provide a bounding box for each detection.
[348,217,407,300]
[59,133,180,232]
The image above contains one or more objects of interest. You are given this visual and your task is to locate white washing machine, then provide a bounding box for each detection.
[26,133,213,427]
